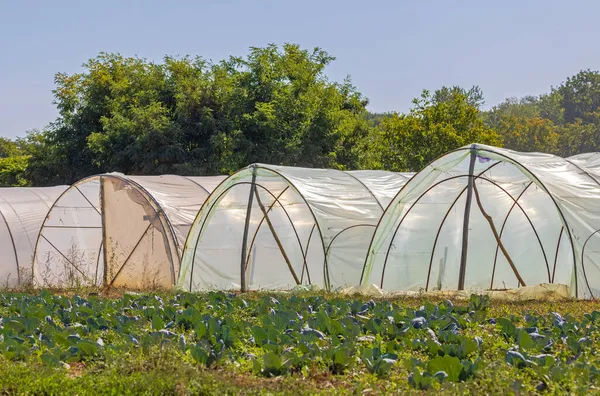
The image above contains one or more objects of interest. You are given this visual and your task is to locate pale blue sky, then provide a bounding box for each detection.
[1,0,600,138]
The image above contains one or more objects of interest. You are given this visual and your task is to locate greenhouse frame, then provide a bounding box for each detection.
[0,186,67,287]
[361,143,600,299]
[178,164,414,292]
[33,173,225,289]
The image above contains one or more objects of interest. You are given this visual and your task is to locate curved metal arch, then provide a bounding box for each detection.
[490,182,534,289]
[116,175,181,271]
[552,227,564,283]
[383,174,554,290]
[188,182,310,291]
[564,159,600,188]
[181,170,241,257]
[478,176,551,284]
[474,147,579,296]
[301,224,317,283]
[359,147,475,284]
[0,187,70,286]
[324,224,377,259]
[324,224,377,286]
[399,173,416,181]
[579,228,599,298]
[244,186,291,271]
[32,174,102,284]
[185,166,257,291]
[244,184,312,286]
[33,173,181,287]
[561,159,600,298]
[186,167,328,291]
[183,164,394,291]
[262,165,391,214]
[362,145,580,297]
[251,165,348,290]
[343,173,385,211]
[182,176,211,195]
[425,162,503,291]
[377,174,468,288]
[0,204,20,284]
[101,174,179,286]
[264,164,395,280]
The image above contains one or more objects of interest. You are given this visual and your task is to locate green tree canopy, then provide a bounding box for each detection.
[557,69,600,124]
[364,86,501,171]
[4,51,600,187]
[26,44,371,185]
[0,136,31,187]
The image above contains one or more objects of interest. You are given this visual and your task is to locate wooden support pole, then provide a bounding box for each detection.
[458,147,476,290]
[473,183,526,287]
[254,187,300,285]
[240,165,257,292]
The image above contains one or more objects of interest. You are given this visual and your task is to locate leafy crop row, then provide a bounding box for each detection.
[0,291,598,393]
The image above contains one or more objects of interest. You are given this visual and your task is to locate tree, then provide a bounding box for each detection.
[0,156,29,187]
[26,44,371,183]
[496,116,559,154]
[537,92,564,125]
[211,44,370,171]
[557,69,600,124]
[0,137,20,158]
[0,136,29,186]
[434,85,485,109]
[483,97,560,154]
[557,119,600,157]
[364,87,501,171]
[484,96,541,129]
[366,112,393,126]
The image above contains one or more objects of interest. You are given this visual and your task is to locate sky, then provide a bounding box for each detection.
[1,0,600,138]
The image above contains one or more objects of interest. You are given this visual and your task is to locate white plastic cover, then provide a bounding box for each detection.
[363,143,600,299]
[346,171,414,208]
[568,152,600,168]
[33,174,225,288]
[178,164,414,292]
[0,186,67,286]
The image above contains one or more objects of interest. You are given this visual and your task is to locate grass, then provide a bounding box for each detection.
[0,290,598,395]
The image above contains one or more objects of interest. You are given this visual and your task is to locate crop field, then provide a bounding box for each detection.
[0,291,598,395]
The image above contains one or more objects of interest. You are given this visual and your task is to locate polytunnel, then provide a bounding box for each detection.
[361,143,600,299]
[33,173,226,289]
[568,152,600,171]
[178,164,414,292]
[0,186,67,287]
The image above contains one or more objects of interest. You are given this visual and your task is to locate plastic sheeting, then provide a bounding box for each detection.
[178,164,414,292]
[568,152,600,170]
[342,283,571,301]
[33,173,225,288]
[0,186,67,287]
[362,143,600,299]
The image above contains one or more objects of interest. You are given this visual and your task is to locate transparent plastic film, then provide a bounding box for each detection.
[102,177,176,289]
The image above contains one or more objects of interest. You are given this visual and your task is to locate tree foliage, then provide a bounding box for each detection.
[3,49,600,187]
[363,87,501,171]
[0,137,30,186]
[17,44,370,186]
[483,69,600,157]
